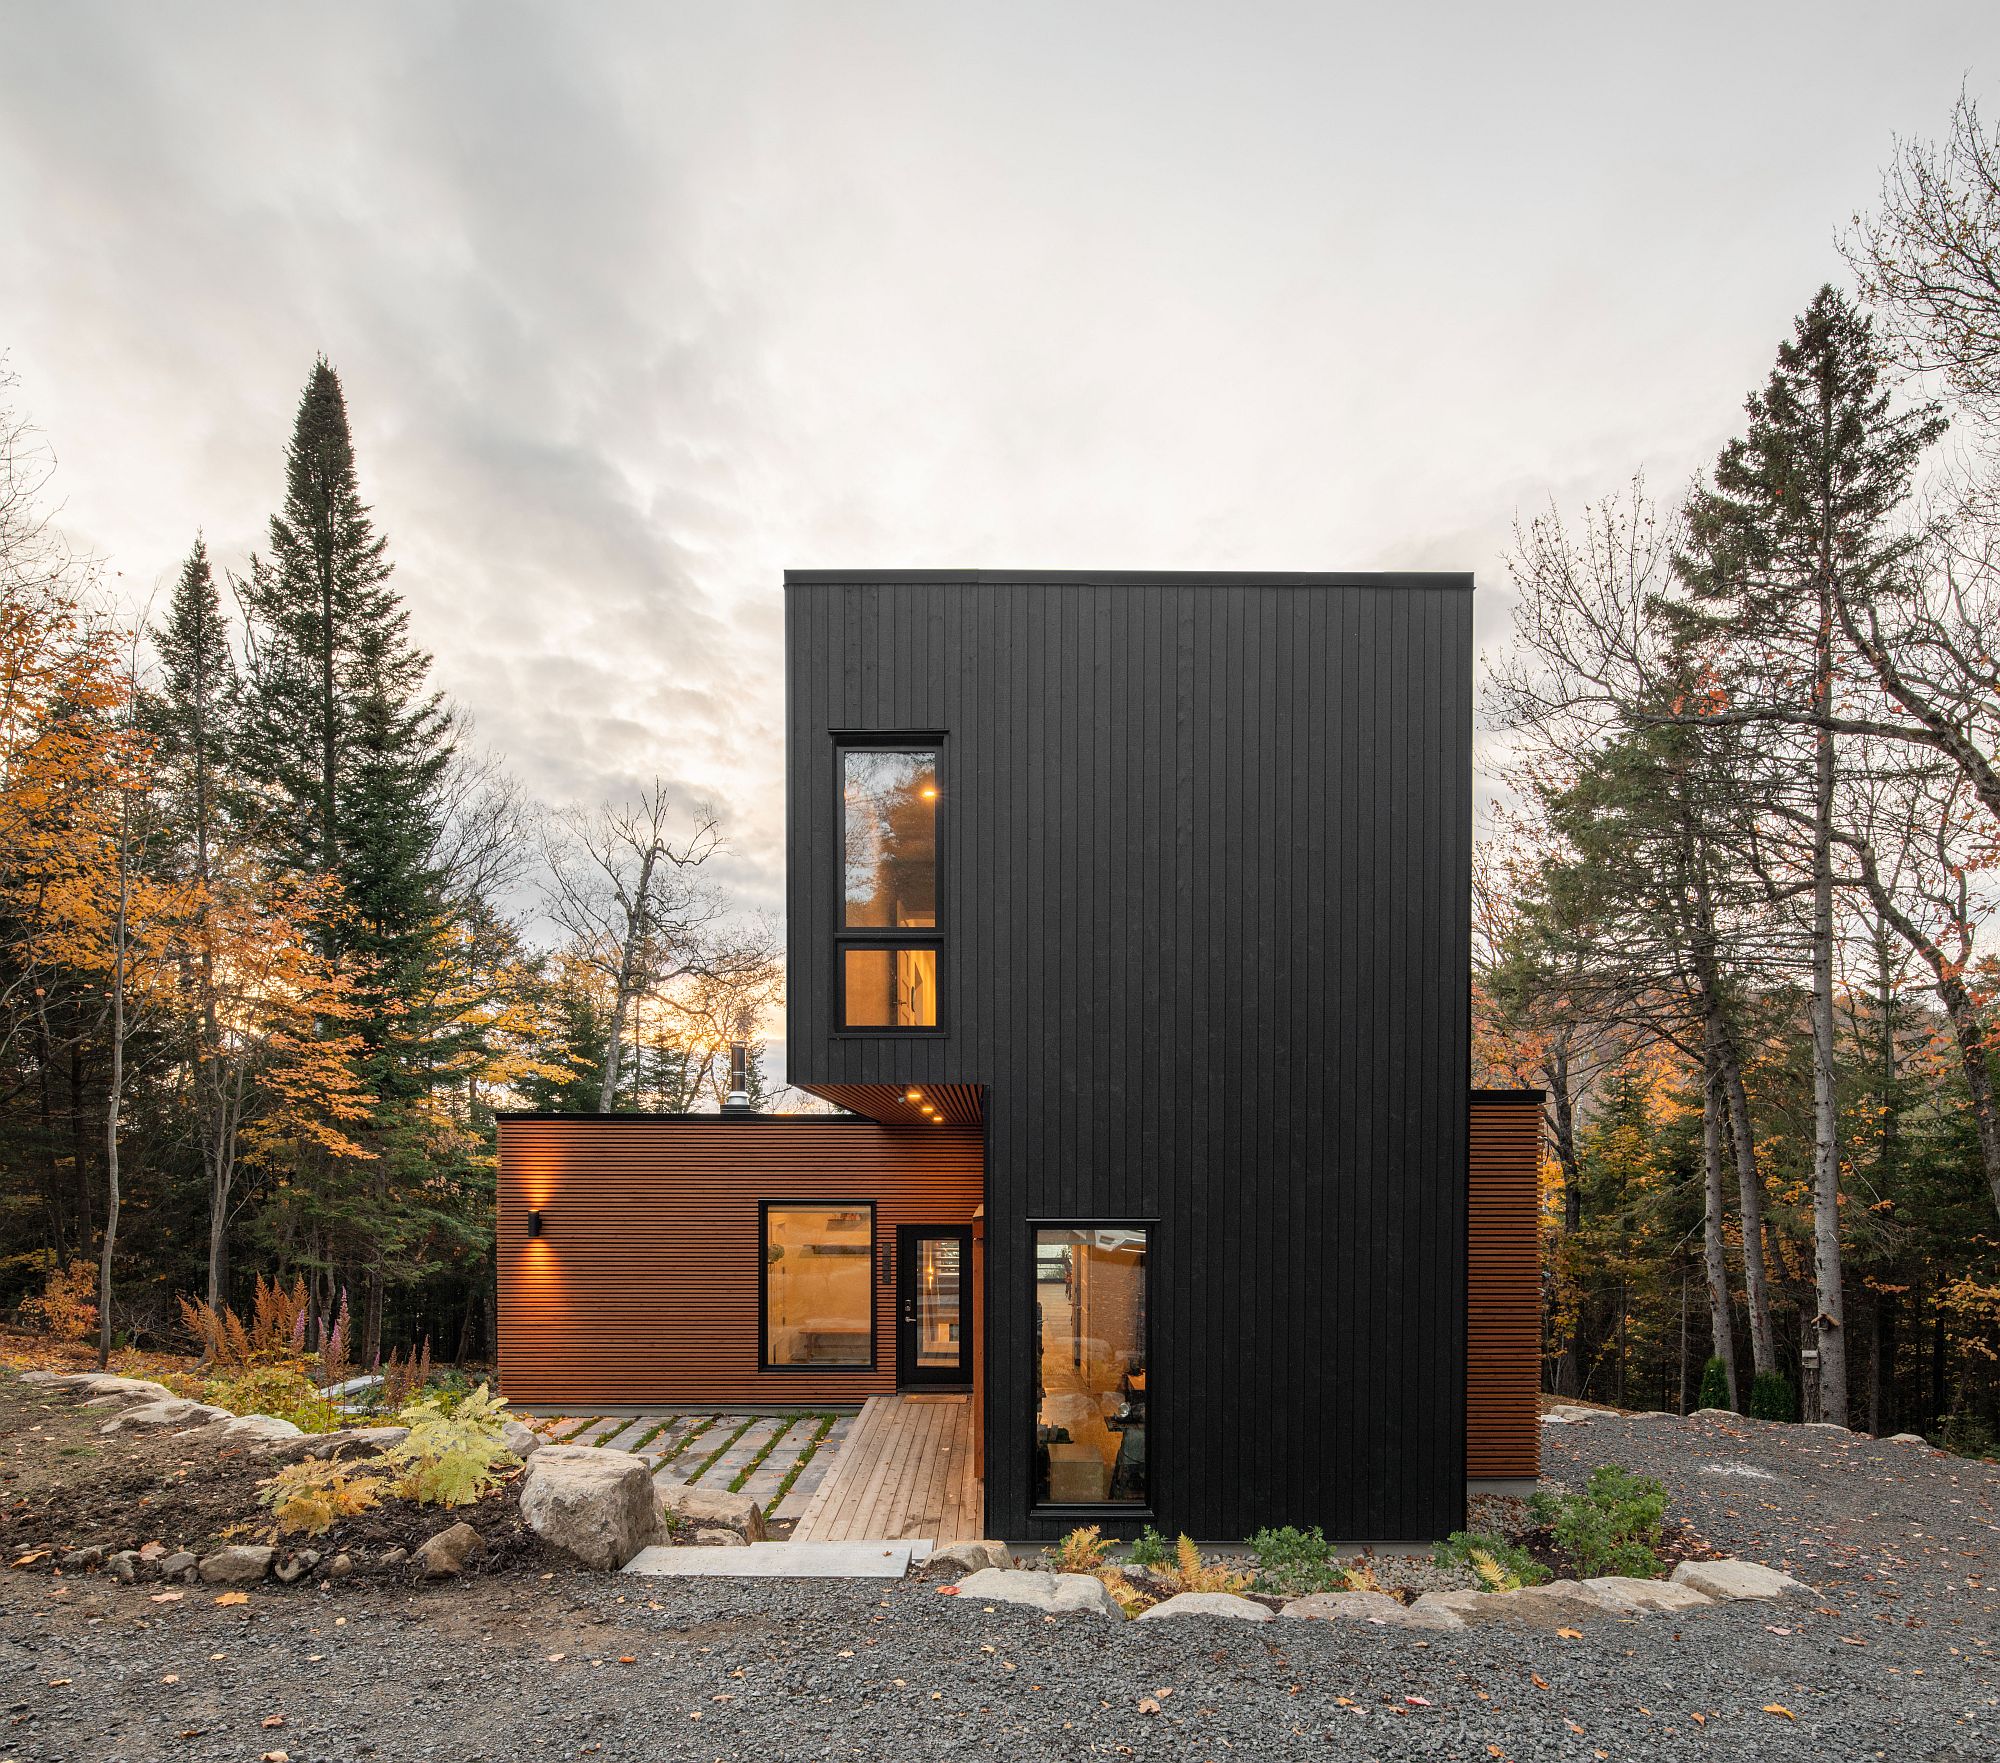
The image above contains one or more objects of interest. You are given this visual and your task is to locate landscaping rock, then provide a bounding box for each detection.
[693,1527,748,1547]
[656,1479,769,1542]
[1584,1574,1713,1614]
[926,1539,1014,1575]
[274,1550,321,1585]
[326,1553,355,1580]
[520,1445,664,1570]
[501,1419,541,1460]
[1800,1422,1854,1435]
[952,1568,1123,1618]
[59,1545,105,1571]
[1688,1407,1739,1420]
[1135,1591,1274,1623]
[15,1369,61,1383]
[100,1397,229,1432]
[415,1523,484,1578]
[1887,1432,1928,1445]
[1541,1404,1598,1424]
[106,1550,142,1584]
[381,1547,409,1566]
[56,1373,175,1403]
[197,1544,274,1585]
[159,1551,197,1581]
[217,1413,306,1446]
[1280,1590,1405,1623]
[298,1424,408,1460]
[1670,1557,1811,1600]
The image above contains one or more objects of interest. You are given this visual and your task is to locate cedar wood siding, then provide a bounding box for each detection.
[785,571,1474,1541]
[495,1117,981,1407]
[1467,1092,1544,1480]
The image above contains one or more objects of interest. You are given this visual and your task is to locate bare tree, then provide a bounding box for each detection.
[541,782,742,1110]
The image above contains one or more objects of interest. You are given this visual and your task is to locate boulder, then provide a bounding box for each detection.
[414,1523,484,1578]
[1800,1422,1854,1435]
[56,1373,175,1403]
[1135,1591,1274,1623]
[100,1397,230,1432]
[1886,1432,1928,1446]
[216,1414,307,1447]
[501,1419,542,1461]
[274,1550,321,1585]
[519,1445,664,1570]
[15,1369,61,1384]
[106,1550,143,1585]
[1688,1407,1739,1421]
[326,1553,356,1580]
[197,1544,274,1585]
[1541,1404,1598,1425]
[1280,1590,1407,1623]
[59,1545,105,1571]
[159,1551,198,1581]
[297,1425,408,1461]
[1410,1588,1487,1625]
[1670,1558,1811,1601]
[656,1479,768,1542]
[926,1540,1014,1575]
[1583,1575,1713,1614]
[692,1527,747,1547]
[951,1568,1122,1618]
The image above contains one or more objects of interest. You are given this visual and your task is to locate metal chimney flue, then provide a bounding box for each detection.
[723,1041,751,1113]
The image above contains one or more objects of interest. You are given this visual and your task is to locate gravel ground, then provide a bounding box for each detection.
[3,1407,1995,1761]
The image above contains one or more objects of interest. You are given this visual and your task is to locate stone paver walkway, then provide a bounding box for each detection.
[520,1410,849,1520]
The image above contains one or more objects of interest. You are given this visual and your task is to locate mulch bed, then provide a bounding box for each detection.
[0,1372,566,1581]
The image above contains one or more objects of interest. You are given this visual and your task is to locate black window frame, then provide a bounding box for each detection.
[832,734,946,1037]
[1027,1218,1156,1521]
[759,1198,878,1374]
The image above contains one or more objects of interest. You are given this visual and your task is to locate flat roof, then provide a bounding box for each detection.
[784,568,1474,589]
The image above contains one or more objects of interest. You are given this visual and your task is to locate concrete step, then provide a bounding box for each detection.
[623,1540,922,1579]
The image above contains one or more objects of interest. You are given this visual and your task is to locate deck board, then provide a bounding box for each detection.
[792,1395,982,1543]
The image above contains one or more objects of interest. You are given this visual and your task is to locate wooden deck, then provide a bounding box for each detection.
[791,1394,983,1543]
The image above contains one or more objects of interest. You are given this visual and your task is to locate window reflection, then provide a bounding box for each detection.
[1035,1227,1147,1505]
[842,947,938,1028]
[844,750,937,928]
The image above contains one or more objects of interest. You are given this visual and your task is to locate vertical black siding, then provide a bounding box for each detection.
[786,571,1473,1541]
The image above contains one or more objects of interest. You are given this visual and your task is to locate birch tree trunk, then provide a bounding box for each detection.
[1701,1057,1741,1410]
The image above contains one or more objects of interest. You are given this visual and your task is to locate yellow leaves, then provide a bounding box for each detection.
[1556,1625,1585,1639]
[1763,1703,1796,1719]
[214,1590,250,1606]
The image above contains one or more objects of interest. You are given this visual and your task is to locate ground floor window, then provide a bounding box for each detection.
[764,1204,874,1368]
[1034,1225,1148,1505]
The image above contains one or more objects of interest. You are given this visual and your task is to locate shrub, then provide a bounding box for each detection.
[179,1276,311,1370]
[259,1458,386,1536]
[1156,1534,1251,1596]
[1938,1412,1999,1461]
[381,1383,519,1508]
[1248,1524,1350,1595]
[1128,1525,1171,1568]
[377,1337,434,1411]
[21,1258,98,1341]
[1697,1356,1732,1412]
[1433,1530,1550,1591]
[198,1363,343,1434]
[1748,1372,1796,1422]
[1537,1463,1668,1578]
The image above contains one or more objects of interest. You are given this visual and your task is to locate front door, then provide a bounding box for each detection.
[897,1226,971,1387]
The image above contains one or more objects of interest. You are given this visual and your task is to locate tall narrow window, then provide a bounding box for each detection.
[764,1204,875,1368]
[1034,1226,1149,1506]
[837,743,944,1030]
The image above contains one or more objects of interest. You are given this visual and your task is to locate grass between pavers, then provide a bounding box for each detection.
[727,1415,800,1492]
[766,1414,838,1508]
[624,1416,673,1454]
[552,1416,605,1443]
[656,1414,720,1472]
[685,1417,757,1484]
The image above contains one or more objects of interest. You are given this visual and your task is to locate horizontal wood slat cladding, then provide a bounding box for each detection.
[497,1117,982,1407]
[799,1082,984,1126]
[1468,1094,1544,1479]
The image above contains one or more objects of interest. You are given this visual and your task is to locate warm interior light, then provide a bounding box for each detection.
[920,786,938,799]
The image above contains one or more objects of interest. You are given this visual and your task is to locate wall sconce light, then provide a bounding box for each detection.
[527,1209,544,1239]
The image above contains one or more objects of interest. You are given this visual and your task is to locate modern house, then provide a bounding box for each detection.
[498,570,1543,1544]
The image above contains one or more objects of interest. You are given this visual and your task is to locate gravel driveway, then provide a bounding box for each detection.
[4,1410,1994,1761]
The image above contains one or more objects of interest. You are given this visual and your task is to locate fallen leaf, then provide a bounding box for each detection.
[214,1591,249,1607]
[1763,1704,1796,1720]
[150,1590,184,1603]
[262,1715,285,1729]
[1137,1697,1162,1715]
[161,1674,180,1685]
[1691,1713,1706,1726]
[46,1677,71,1687]
[936,1584,960,1595]
[1531,1672,1549,1690]
[617,1656,636,1666]
[260,1753,289,1762]
[1765,1624,1792,1635]
[1405,1695,1432,1707]
[1566,1722,1585,1735]
[1557,1626,1584,1639]
[12,1550,50,1567]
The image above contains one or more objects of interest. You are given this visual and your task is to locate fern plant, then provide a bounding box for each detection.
[1432,1530,1550,1590]
[381,1383,519,1508]
[1158,1534,1251,1596]
[1049,1524,1111,1574]
[259,1459,386,1536]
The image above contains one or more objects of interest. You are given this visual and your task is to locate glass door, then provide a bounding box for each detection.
[896,1226,971,1387]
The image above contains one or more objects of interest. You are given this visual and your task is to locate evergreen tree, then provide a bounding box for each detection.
[1670,285,1945,1426]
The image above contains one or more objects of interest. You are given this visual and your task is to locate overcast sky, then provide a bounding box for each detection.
[3,2,1995,945]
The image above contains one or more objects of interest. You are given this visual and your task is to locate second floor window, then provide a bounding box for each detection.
[839,744,943,1029]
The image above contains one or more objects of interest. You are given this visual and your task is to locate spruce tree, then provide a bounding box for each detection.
[1671,285,1945,1425]
[238,358,454,1356]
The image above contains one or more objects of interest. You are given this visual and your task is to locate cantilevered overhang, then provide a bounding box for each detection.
[797,1082,983,1127]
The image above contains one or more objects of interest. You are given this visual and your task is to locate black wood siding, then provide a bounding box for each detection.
[785,570,1474,1541]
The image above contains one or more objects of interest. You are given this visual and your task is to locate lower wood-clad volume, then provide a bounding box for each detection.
[497,1116,982,1407]
[1468,1092,1544,1480]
